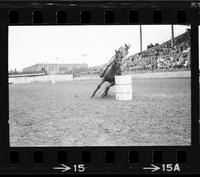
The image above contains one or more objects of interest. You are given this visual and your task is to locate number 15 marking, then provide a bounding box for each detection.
[73,164,86,172]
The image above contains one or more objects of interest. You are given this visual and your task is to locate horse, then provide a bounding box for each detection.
[90,50,123,98]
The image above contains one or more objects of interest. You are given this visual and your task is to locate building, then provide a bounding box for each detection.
[23,63,88,75]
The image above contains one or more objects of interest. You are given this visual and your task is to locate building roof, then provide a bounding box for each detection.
[23,63,88,70]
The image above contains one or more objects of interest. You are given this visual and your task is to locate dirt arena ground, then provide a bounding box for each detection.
[9,78,191,146]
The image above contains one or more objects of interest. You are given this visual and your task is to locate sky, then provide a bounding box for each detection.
[9,25,190,71]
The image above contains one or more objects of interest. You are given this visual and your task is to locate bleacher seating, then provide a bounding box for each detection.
[124,29,191,72]
[84,29,190,75]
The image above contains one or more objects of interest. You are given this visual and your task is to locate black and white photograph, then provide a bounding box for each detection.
[9,25,191,146]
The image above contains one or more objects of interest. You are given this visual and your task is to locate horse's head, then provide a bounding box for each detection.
[115,50,122,60]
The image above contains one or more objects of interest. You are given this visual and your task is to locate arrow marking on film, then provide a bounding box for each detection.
[143,164,160,172]
[53,164,71,172]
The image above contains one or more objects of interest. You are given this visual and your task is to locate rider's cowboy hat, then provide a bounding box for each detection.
[125,43,131,49]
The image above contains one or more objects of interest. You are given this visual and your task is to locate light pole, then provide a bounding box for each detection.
[46,61,49,75]
[56,57,59,75]
[140,25,142,52]
[171,25,174,47]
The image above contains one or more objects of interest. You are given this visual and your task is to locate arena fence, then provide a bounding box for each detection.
[9,74,73,84]
[8,71,190,84]
[74,71,191,81]
[130,70,190,79]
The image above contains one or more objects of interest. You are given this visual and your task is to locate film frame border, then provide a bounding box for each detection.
[0,0,199,174]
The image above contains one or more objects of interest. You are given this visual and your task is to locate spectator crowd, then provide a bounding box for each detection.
[83,29,190,75]
[123,29,191,72]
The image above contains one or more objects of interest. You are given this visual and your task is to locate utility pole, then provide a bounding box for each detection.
[45,60,49,75]
[140,25,142,52]
[56,57,59,75]
[171,25,174,47]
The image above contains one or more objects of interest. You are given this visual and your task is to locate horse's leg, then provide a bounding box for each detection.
[101,81,115,98]
[90,78,105,98]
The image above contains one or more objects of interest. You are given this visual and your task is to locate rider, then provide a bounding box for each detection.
[99,43,131,77]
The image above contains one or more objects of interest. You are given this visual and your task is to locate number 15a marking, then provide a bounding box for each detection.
[162,164,181,172]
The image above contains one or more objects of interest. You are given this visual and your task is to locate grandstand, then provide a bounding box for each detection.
[86,29,190,75]
[123,29,190,72]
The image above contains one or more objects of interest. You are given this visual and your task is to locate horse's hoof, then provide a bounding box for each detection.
[90,95,94,98]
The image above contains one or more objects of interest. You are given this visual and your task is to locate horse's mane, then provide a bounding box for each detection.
[112,51,121,66]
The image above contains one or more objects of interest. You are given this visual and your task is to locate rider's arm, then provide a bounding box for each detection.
[102,56,115,72]
[107,56,115,66]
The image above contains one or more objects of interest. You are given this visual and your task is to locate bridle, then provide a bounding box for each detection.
[113,52,122,66]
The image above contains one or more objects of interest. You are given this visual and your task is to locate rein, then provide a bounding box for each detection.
[112,53,122,69]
